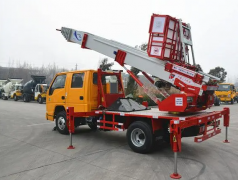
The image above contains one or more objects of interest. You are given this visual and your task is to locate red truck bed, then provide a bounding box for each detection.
[66,106,230,179]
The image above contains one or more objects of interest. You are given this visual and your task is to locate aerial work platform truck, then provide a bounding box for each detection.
[46,14,230,179]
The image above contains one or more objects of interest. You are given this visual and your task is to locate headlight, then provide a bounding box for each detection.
[228,94,231,97]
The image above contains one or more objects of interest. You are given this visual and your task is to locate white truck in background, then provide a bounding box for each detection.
[0,79,8,99]
[1,78,23,100]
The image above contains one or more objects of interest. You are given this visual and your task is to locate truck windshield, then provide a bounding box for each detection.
[217,84,230,91]
[16,86,23,90]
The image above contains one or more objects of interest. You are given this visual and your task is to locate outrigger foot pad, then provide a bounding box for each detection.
[170,173,181,179]
[223,140,230,143]
[67,145,75,149]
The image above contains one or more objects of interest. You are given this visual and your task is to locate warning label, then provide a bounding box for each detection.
[175,97,183,106]
[173,135,177,142]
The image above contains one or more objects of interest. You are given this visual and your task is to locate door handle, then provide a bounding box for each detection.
[61,96,65,100]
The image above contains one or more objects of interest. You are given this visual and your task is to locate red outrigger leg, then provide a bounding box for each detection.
[223,108,230,143]
[170,120,182,179]
[169,107,230,179]
[67,107,75,149]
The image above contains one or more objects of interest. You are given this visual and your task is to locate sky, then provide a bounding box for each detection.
[1,0,238,81]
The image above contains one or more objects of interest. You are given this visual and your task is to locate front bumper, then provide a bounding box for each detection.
[220,97,232,102]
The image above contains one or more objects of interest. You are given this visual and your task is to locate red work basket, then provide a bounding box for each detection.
[147,14,189,62]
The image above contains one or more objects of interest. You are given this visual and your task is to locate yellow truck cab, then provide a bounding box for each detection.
[215,83,238,104]
[46,69,116,134]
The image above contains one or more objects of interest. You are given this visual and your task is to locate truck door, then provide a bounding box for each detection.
[46,74,67,118]
[231,85,236,100]
[34,84,39,100]
[66,72,86,112]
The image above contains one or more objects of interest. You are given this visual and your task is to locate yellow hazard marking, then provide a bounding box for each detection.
[173,135,177,142]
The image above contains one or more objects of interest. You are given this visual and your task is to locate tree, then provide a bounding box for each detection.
[196,64,203,72]
[125,67,140,96]
[125,43,147,96]
[98,58,114,71]
[208,66,227,83]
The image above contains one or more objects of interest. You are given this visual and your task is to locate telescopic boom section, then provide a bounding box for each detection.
[58,14,219,112]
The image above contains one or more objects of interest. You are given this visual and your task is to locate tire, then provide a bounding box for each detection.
[38,96,43,104]
[231,98,234,104]
[214,97,220,106]
[14,94,18,101]
[23,95,28,102]
[88,123,97,130]
[87,117,97,130]
[126,121,154,154]
[4,95,8,100]
[56,111,69,135]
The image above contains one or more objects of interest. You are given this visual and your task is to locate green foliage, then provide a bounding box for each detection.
[196,64,203,72]
[125,67,140,96]
[99,58,114,71]
[135,43,148,51]
[208,66,227,83]
[125,43,147,97]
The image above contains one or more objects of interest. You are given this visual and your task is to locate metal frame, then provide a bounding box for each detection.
[66,106,230,179]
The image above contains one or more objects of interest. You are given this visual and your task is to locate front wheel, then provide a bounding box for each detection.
[126,121,154,154]
[214,97,220,106]
[56,111,69,135]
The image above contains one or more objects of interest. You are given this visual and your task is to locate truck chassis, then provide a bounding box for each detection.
[66,106,230,179]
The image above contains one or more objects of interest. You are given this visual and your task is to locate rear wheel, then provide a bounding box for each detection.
[3,95,8,100]
[126,121,154,154]
[23,95,28,102]
[14,94,18,101]
[56,111,69,135]
[87,117,97,130]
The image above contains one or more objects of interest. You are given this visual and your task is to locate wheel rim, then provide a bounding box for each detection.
[131,128,146,147]
[58,117,66,130]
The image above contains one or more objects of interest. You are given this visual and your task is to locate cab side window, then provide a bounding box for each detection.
[93,73,106,85]
[71,73,84,88]
[49,75,66,95]
[232,85,235,92]
[39,85,43,93]
[35,85,38,92]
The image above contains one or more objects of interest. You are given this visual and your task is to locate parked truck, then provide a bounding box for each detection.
[15,75,47,103]
[0,79,7,98]
[34,83,48,104]
[215,83,238,104]
[1,78,23,100]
